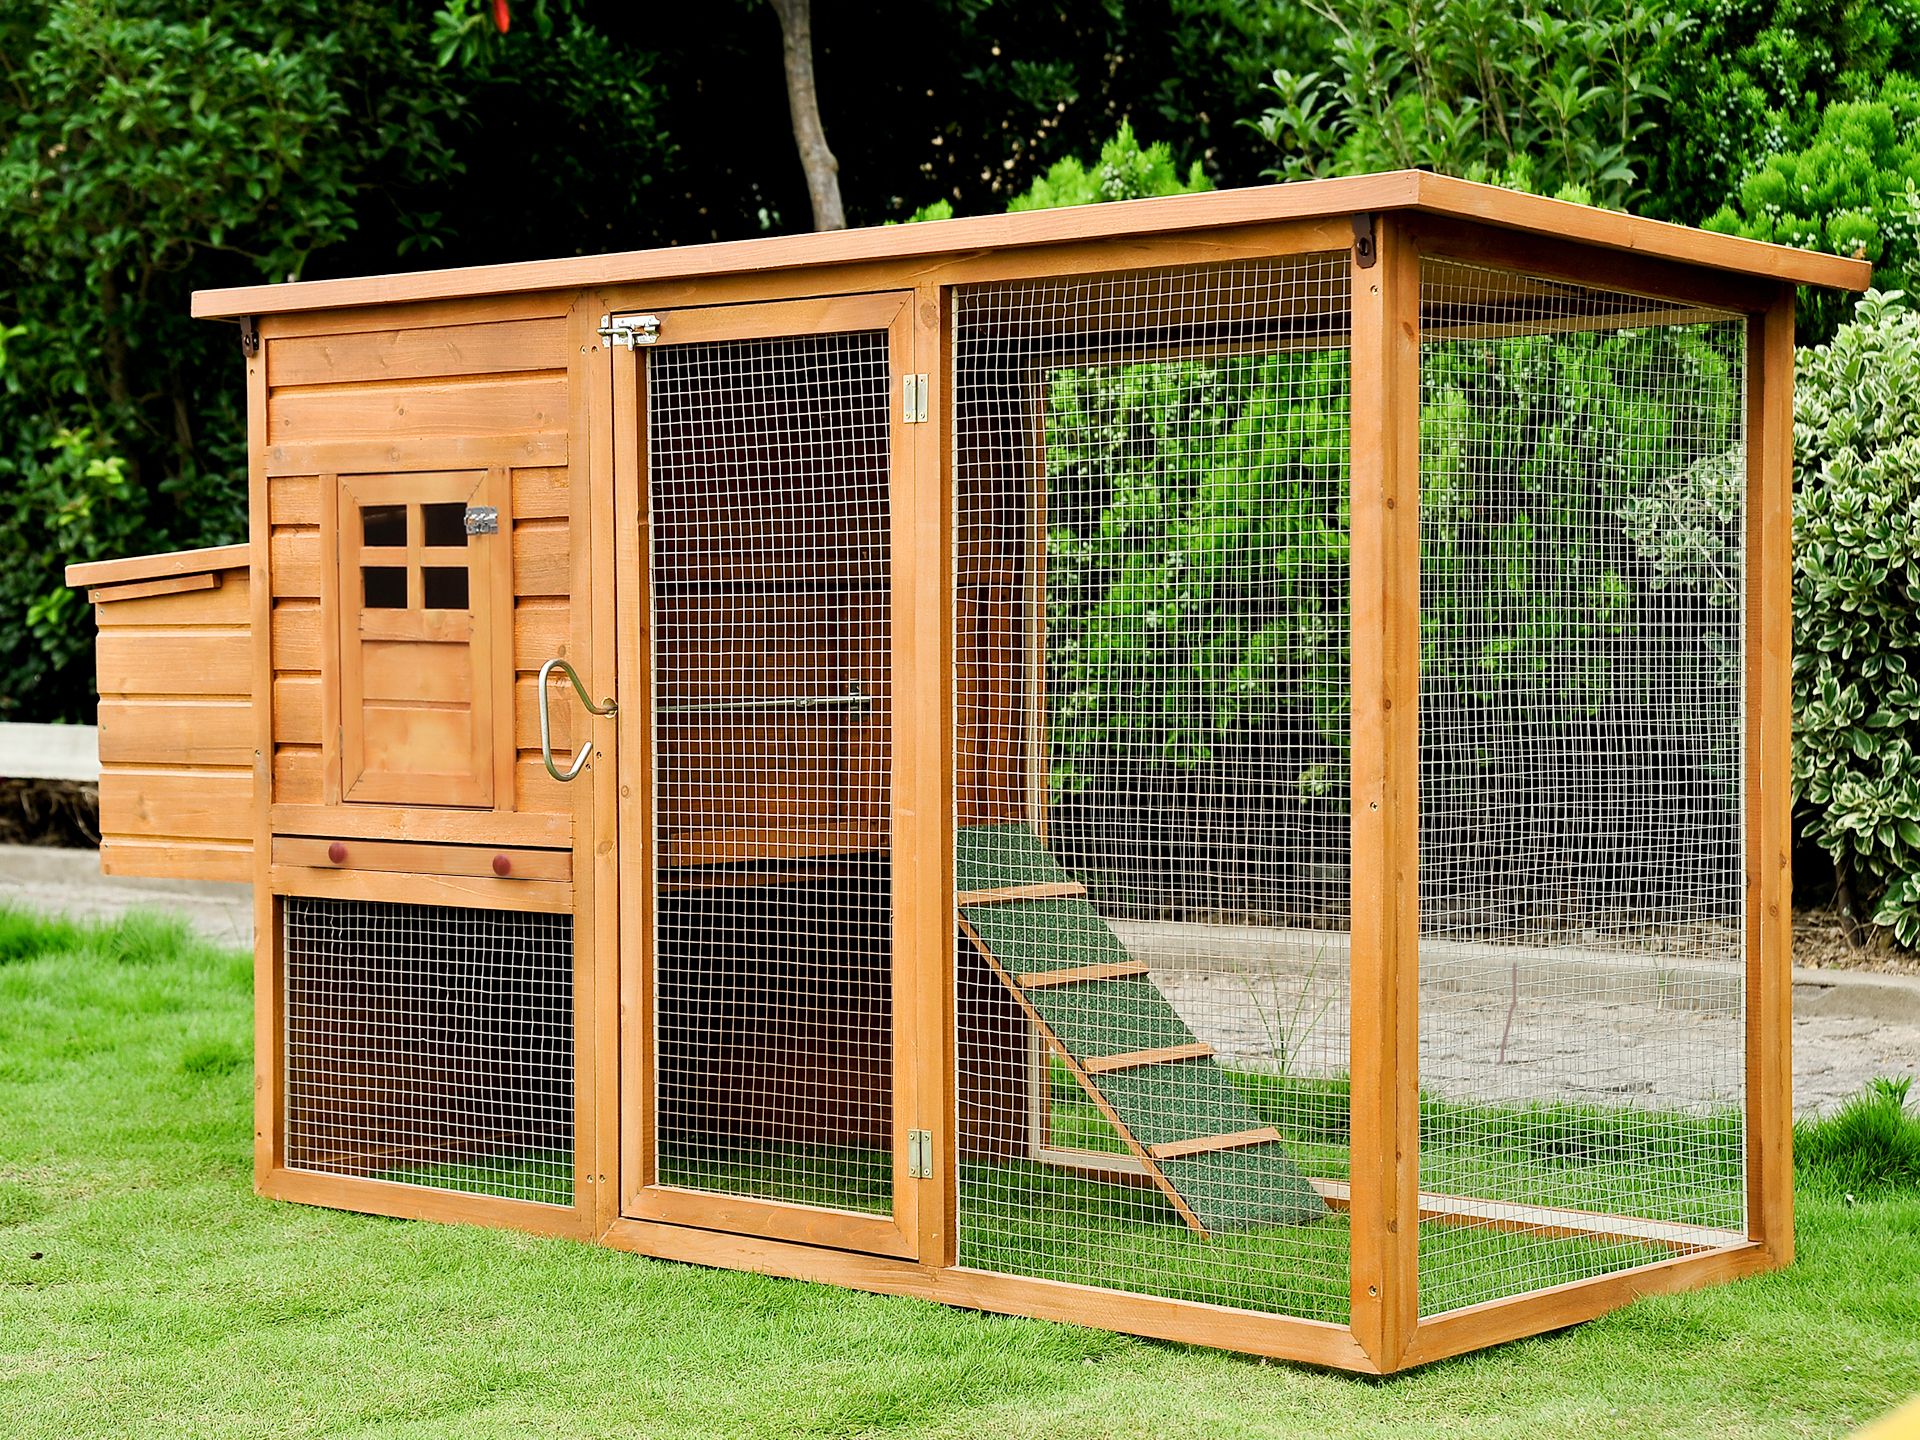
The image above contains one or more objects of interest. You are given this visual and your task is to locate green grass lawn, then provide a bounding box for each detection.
[2,905,1917,1439]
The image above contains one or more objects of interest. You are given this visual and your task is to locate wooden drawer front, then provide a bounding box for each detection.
[273,836,570,883]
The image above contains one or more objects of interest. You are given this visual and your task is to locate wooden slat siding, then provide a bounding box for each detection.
[97,699,253,767]
[91,575,251,629]
[99,768,252,841]
[265,433,566,478]
[97,630,250,696]
[193,171,1867,321]
[511,466,569,519]
[1746,287,1797,1266]
[269,315,568,387]
[268,475,320,526]
[512,518,570,596]
[515,599,571,667]
[272,600,321,669]
[101,838,251,884]
[267,374,566,444]
[273,676,322,746]
[1347,215,1424,1371]
[274,746,324,805]
[269,527,320,597]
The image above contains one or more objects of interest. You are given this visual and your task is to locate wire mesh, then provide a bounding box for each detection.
[1415,260,1749,1314]
[951,257,1356,1320]
[646,329,895,1216]
[283,897,575,1206]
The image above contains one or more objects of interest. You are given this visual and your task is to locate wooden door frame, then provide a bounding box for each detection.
[611,288,930,1259]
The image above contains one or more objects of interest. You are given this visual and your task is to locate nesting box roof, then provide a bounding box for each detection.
[193,170,1870,322]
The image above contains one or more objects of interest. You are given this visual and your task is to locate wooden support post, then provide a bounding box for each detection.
[1346,213,1423,1369]
[1745,286,1796,1264]
[902,279,957,1267]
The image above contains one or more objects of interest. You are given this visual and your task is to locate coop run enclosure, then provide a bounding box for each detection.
[67,174,1865,1372]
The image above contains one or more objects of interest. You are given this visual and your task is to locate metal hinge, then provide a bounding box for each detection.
[1352,213,1377,269]
[464,505,499,536]
[598,313,660,348]
[906,1128,933,1179]
[903,373,929,424]
[239,316,260,358]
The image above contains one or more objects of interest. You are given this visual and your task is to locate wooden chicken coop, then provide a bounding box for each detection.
[66,173,1866,1372]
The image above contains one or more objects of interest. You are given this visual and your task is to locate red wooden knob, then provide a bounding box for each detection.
[327,841,348,865]
[492,854,512,876]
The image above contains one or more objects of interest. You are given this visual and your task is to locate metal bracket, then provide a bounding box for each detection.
[463,505,499,536]
[903,373,929,424]
[1352,213,1377,269]
[598,313,660,348]
[239,316,260,358]
[907,1128,933,1179]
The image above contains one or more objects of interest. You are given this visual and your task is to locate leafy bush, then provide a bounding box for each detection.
[1792,289,1920,947]
[1007,121,1212,211]
[1645,0,1920,229]
[1704,76,1920,341]
[1247,0,1691,209]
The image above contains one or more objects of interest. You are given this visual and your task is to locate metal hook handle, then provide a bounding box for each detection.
[537,657,617,783]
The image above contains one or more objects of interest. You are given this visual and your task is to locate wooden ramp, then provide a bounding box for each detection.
[957,823,1327,1236]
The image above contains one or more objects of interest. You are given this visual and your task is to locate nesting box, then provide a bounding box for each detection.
[65,174,1866,1372]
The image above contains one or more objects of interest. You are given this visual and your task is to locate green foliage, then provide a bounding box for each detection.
[1704,75,1920,341]
[1042,352,1351,783]
[1247,0,1691,209]
[1791,289,1920,947]
[1006,121,1212,211]
[1646,0,1920,228]
[0,0,665,723]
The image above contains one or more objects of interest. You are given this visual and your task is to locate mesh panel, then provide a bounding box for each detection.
[952,258,1356,1320]
[1415,260,1749,1314]
[647,330,895,1215]
[283,897,574,1206]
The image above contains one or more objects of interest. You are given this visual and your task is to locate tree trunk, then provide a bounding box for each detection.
[767,0,846,231]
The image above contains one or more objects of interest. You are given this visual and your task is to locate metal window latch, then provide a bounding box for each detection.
[907,1128,933,1179]
[598,313,660,348]
[464,505,499,536]
[903,373,929,424]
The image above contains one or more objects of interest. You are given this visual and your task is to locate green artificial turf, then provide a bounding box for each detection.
[2,902,1917,1439]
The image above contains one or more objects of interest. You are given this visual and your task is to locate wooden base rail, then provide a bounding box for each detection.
[260,1159,1774,1373]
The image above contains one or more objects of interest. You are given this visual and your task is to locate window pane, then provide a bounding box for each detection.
[422,502,470,548]
[422,566,469,610]
[362,566,408,609]
[362,505,407,546]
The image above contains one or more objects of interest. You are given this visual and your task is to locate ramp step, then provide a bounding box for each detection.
[1082,1042,1216,1074]
[1016,959,1149,989]
[956,822,1329,1238]
[1148,1126,1286,1161]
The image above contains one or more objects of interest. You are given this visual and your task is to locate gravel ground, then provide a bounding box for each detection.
[5,844,1916,1119]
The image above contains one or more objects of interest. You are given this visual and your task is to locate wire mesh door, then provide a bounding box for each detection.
[614,293,923,1257]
